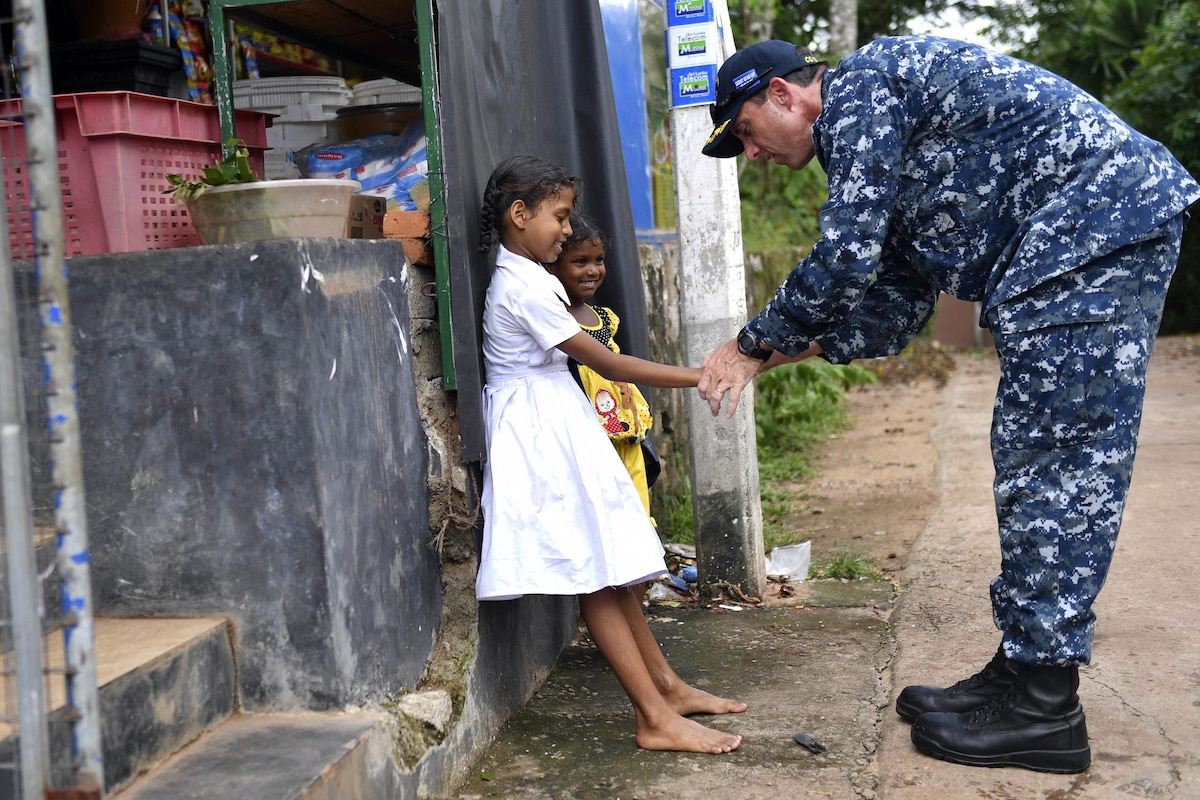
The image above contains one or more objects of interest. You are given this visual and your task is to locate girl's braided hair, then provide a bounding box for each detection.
[479,155,583,253]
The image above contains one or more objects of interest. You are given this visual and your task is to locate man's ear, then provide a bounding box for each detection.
[766,76,792,108]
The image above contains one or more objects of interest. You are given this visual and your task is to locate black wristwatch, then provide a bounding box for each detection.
[736,326,773,361]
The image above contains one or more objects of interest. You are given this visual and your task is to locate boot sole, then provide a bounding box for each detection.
[911,731,1091,774]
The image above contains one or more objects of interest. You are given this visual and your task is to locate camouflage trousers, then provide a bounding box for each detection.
[984,213,1186,666]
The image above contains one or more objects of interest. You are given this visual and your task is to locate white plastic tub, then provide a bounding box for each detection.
[186,178,361,245]
[233,76,351,121]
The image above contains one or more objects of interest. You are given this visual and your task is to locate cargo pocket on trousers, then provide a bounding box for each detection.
[989,294,1118,450]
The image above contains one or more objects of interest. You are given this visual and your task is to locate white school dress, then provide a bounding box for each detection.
[475,245,667,601]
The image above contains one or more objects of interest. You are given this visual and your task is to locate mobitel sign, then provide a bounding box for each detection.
[665,0,719,107]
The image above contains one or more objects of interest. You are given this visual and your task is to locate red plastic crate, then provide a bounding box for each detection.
[2,92,271,258]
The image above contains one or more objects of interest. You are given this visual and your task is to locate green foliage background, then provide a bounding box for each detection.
[726,0,1200,333]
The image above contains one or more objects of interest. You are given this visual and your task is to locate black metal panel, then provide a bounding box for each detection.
[436,0,649,463]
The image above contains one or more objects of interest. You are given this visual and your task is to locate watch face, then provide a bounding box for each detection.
[738,329,770,360]
[737,329,756,355]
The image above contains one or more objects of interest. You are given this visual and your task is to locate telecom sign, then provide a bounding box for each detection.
[666,0,719,107]
[666,0,711,26]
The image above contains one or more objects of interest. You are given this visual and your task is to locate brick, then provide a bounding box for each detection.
[400,236,433,267]
[383,210,431,239]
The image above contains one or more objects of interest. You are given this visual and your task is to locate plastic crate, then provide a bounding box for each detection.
[2,91,271,258]
[233,76,351,121]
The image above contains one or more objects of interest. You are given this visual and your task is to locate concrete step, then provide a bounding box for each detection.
[113,712,399,800]
[0,615,235,794]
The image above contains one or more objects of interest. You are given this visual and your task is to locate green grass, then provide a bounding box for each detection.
[656,359,876,550]
[808,545,883,581]
[657,487,695,545]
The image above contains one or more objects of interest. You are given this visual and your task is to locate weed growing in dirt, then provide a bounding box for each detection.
[658,484,694,544]
[756,360,875,549]
[755,359,877,480]
[809,545,883,581]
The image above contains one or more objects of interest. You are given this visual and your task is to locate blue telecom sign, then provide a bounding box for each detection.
[666,0,720,108]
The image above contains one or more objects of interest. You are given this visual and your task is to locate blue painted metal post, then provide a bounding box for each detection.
[599,0,655,230]
[14,0,105,790]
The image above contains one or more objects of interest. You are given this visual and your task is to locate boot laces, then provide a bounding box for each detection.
[950,649,1006,692]
[970,685,1023,724]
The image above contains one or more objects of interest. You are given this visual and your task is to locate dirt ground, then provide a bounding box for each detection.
[784,374,943,575]
[785,334,1200,592]
[755,344,961,607]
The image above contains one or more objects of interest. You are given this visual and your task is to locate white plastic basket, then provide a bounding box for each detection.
[233,76,351,122]
[349,78,421,107]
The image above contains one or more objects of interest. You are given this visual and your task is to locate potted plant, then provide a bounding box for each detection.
[165,140,360,245]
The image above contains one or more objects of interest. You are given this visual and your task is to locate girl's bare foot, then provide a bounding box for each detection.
[636,713,742,754]
[663,682,748,716]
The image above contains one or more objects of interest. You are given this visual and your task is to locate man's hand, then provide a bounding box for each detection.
[698,340,824,418]
[697,339,764,418]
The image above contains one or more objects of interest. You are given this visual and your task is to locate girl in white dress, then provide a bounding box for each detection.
[476,154,744,754]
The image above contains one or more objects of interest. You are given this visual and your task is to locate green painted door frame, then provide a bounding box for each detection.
[208,0,457,387]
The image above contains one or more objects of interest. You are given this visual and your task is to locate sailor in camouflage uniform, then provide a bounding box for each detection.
[698,37,1200,773]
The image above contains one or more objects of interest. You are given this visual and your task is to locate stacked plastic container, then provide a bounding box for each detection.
[232,76,351,179]
[334,79,422,141]
[1,92,270,257]
[349,78,421,107]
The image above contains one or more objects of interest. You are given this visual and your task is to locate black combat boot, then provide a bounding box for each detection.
[909,661,1091,774]
[895,646,1013,722]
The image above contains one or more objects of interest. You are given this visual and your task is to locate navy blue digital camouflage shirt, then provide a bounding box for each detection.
[745,35,1200,363]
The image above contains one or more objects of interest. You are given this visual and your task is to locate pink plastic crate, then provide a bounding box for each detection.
[2,92,271,258]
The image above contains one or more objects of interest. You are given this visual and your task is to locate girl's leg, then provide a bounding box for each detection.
[615,584,747,716]
[579,587,741,754]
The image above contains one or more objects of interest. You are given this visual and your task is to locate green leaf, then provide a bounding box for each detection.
[163,138,259,203]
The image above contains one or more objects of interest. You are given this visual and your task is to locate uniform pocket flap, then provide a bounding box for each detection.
[991,291,1117,335]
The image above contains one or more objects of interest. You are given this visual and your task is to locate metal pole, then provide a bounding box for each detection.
[13,0,105,791]
[208,1,236,152]
[0,153,50,800]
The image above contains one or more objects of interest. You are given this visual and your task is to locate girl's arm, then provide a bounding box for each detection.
[557,331,700,388]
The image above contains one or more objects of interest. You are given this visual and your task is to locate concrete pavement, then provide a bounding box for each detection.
[454,340,1200,800]
[881,342,1200,798]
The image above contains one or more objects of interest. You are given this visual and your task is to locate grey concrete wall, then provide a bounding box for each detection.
[41,239,440,711]
[14,237,583,795]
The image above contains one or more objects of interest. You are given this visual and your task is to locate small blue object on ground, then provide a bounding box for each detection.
[663,573,689,592]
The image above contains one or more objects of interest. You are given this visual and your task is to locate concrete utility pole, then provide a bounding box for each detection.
[668,2,766,598]
[829,0,859,56]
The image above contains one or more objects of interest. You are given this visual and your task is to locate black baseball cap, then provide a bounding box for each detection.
[702,40,823,158]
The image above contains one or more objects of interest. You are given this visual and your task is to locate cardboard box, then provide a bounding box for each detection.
[348,200,432,265]
[348,195,387,239]
[69,0,152,42]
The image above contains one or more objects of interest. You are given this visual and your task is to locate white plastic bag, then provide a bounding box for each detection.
[765,541,811,581]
